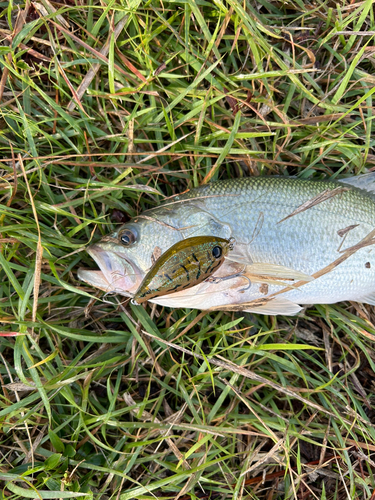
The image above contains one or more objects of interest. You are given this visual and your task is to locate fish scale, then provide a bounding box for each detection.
[79,176,375,315]
[177,179,375,256]
[175,178,375,303]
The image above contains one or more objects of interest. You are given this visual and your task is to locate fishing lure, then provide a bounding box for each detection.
[132,236,236,304]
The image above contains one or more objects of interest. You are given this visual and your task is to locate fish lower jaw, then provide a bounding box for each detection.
[77,269,133,296]
[82,245,143,295]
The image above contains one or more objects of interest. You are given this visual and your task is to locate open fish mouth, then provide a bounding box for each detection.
[78,244,143,296]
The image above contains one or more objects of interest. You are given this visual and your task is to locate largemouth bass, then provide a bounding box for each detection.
[78,175,375,315]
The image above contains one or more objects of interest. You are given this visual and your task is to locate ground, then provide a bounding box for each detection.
[0,1,375,499]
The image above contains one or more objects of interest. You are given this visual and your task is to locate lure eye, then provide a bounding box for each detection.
[119,229,137,246]
[212,245,222,259]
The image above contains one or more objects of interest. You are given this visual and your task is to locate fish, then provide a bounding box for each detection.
[132,236,235,304]
[78,173,375,315]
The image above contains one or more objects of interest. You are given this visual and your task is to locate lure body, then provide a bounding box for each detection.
[133,236,235,304]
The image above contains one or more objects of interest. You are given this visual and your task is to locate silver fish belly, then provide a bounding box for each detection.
[78,175,375,315]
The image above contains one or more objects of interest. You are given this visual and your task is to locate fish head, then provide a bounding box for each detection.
[78,204,234,296]
[78,216,181,295]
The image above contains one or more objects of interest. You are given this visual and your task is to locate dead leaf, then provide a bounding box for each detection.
[278,186,349,224]
[151,246,162,265]
[154,62,166,76]
[337,224,359,237]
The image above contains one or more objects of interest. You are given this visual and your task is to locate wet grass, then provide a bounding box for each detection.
[0,0,375,499]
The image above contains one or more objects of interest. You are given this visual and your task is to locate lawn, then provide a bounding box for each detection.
[0,0,375,499]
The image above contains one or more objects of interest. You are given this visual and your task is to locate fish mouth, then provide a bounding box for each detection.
[78,244,143,296]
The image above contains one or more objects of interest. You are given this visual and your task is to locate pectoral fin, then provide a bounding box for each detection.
[225,242,254,266]
[226,259,314,282]
[226,246,313,282]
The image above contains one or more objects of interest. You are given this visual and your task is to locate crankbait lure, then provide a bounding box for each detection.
[132,236,235,304]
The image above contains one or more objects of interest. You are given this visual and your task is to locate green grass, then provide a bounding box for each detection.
[0,0,375,499]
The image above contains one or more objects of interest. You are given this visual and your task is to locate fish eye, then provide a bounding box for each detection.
[119,228,137,246]
[212,245,222,259]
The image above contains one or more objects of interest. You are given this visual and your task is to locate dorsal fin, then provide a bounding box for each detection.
[339,172,375,193]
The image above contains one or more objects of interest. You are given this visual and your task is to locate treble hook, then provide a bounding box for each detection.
[206,271,252,292]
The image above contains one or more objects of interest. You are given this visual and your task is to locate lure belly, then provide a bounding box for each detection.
[132,236,235,304]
